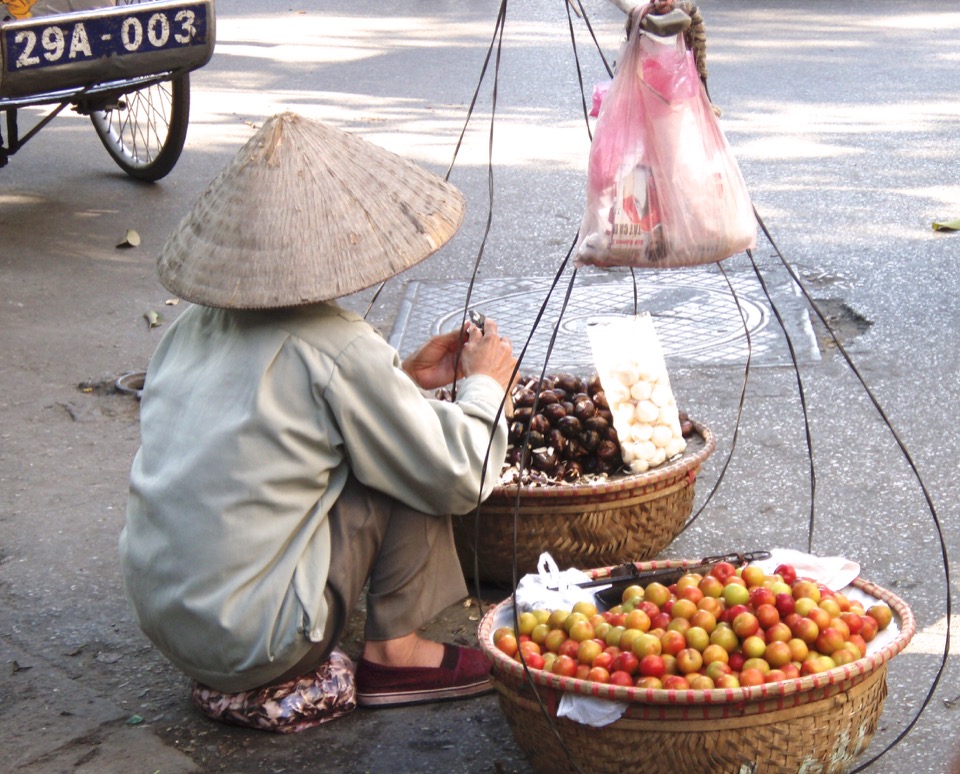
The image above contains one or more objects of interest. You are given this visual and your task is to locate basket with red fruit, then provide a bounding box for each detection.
[479,555,914,774]
[451,371,716,586]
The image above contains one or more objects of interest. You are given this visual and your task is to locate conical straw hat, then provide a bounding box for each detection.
[157,112,465,309]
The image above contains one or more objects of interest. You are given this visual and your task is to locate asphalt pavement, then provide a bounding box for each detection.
[1,0,959,772]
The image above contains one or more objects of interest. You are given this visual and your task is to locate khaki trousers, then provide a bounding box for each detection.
[275,474,468,682]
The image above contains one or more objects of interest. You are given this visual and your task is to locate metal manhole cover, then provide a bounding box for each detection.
[389,269,819,372]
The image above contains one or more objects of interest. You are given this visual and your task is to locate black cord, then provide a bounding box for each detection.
[565,0,594,141]
[679,260,752,535]
[751,208,953,772]
[444,0,508,184]
[573,0,615,78]
[448,4,598,770]
[745,247,818,552]
[448,1,509,402]
[431,1,951,769]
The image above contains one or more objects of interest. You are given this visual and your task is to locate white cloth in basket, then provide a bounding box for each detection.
[514,553,606,613]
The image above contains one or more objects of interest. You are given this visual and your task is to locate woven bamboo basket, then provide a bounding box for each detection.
[454,422,716,587]
[479,562,915,774]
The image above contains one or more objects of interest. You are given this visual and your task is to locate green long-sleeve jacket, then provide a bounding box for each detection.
[119,302,507,692]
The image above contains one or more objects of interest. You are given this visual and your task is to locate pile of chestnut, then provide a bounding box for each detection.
[440,372,693,486]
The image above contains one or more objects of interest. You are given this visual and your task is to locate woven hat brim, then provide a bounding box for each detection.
[157,113,465,309]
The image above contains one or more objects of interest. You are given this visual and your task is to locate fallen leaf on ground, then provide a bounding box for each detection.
[117,229,141,248]
[932,218,960,232]
[144,310,163,328]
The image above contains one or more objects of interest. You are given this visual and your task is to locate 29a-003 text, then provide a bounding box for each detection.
[8,7,203,72]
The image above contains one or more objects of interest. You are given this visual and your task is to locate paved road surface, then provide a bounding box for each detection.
[1,1,958,772]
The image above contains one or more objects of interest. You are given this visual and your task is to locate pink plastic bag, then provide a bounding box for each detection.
[589,79,612,118]
[576,20,756,269]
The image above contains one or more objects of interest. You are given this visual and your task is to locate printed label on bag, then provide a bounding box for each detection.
[610,162,664,261]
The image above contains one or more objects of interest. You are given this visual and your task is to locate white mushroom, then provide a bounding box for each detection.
[628,422,654,442]
[651,424,673,449]
[604,381,630,405]
[634,400,660,424]
[666,436,687,458]
[651,383,675,408]
[635,440,657,463]
[658,406,679,426]
[615,405,636,429]
[616,365,641,387]
[630,380,653,401]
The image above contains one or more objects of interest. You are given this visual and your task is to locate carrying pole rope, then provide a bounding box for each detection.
[365,0,508,322]
[567,0,597,139]
[447,4,597,768]
[432,1,950,769]
[450,2,508,402]
[681,0,952,756]
[746,247,819,553]
[751,208,953,773]
[678,260,753,535]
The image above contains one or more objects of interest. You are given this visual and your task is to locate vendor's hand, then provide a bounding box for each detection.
[402,328,467,390]
[459,318,517,392]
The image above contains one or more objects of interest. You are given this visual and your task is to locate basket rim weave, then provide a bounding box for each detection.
[479,563,915,707]
[492,420,716,500]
